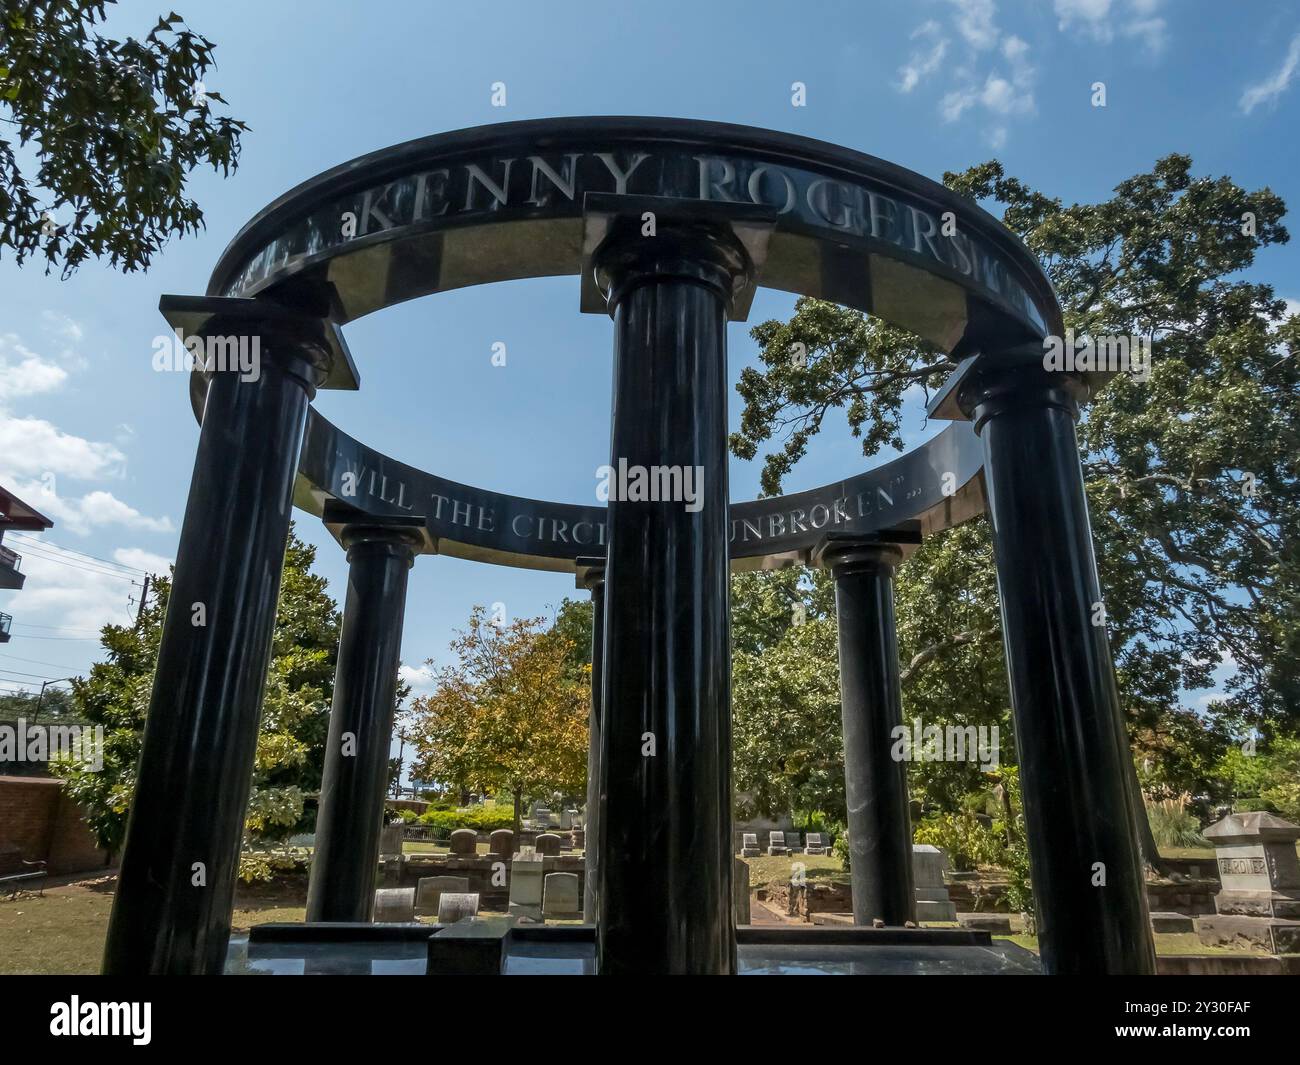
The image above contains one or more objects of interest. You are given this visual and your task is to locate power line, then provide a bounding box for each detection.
[6,532,151,576]
[12,544,144,583]
[0,667,68,679]
[0,652,85,670]
[10,622,103,634]
[5,634,102,641]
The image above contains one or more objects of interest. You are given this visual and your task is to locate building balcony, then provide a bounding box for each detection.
[0,543,25,590]
[0,612,11,643]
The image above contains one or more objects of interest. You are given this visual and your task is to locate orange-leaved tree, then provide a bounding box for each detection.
[408,606,589,833]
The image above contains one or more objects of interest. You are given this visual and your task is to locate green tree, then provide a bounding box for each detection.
[730,566,844,820]
[54,525,342,876]
[407,607,589,833]
[0,1,247,274]
[729,155,1299,813]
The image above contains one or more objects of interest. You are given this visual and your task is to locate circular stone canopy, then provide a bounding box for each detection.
[184,117,1063,571]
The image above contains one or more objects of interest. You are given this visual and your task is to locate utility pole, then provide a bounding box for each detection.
[134,575,151,627]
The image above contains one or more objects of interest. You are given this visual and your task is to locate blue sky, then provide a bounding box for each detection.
[1,0,1297,712]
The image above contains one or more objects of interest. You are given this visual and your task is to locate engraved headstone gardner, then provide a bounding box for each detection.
[1196,812,1300,955]
[740,832,760,858]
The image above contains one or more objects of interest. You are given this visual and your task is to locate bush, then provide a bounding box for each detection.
[1145,794,1208,849]
[238,846,310,883]
[415,804,516,837]
[913,811,1003,872]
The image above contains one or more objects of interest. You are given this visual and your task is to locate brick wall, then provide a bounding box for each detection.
[0,775,111,876]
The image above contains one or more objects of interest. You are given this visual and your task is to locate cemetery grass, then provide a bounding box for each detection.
[0,874,308,975]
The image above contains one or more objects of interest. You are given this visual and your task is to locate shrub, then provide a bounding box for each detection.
[415,805,516,837]
[913,811,1003,872]
[1145,794,1208,849]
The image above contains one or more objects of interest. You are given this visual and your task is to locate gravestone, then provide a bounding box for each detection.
[740,832,760,858]
[509,856,545,921]
[767,830,790,856]
[487,828,515,859]
[913,844,957,921]
[437,892,480,924]
[534,807,553,827]
[542,872,581,918]
[378,822,403,858]
[959,913,1011,934]
[1196,812,1300,954]
[373,887,416,923]
[415,875,470,917]
[804,832,829,856]
[448,828,477,856]
[734,857,751,925]
[535,832,562,857]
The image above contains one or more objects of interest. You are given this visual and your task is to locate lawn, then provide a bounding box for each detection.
[0,876,307,976]
[739,852,846,890]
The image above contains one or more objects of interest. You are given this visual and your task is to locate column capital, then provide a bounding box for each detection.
[811,530,920,577]
[927,348,1091,433]
[161,294,359,422]
[579,193,775,321]
[575,554,606,592]
[322,502,430,566]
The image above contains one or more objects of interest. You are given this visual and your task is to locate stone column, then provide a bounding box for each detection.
[103,303,331,974]
[956,358,1155,974]
[577,557,606,924]
[814,532,916,926]
[584,196,772,975]
[306,518,424,923]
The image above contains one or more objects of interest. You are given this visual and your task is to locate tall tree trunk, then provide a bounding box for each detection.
[513,789,522,837]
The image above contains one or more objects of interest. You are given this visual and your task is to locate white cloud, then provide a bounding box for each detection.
[898,29,949,93]
[1240,33,1300,114]
[7,549,141,637]
[113,546,174,573]
[0,415,126,482]
[899,3,1035,145]
[948,0,999,50]
[1054,0,1167,54]
[40,311,83,344]
[0,335,69,400]
[78,491,174,533]
[399,663,437,698]
[3,483,172,536]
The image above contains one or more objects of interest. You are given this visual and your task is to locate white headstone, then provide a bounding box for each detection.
[415,875,470,916]
[436,892,480,924]
[373,887,416,922]
[542,871,581,916]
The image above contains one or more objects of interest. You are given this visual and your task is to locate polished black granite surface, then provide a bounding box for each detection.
[226,932,1040,976]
